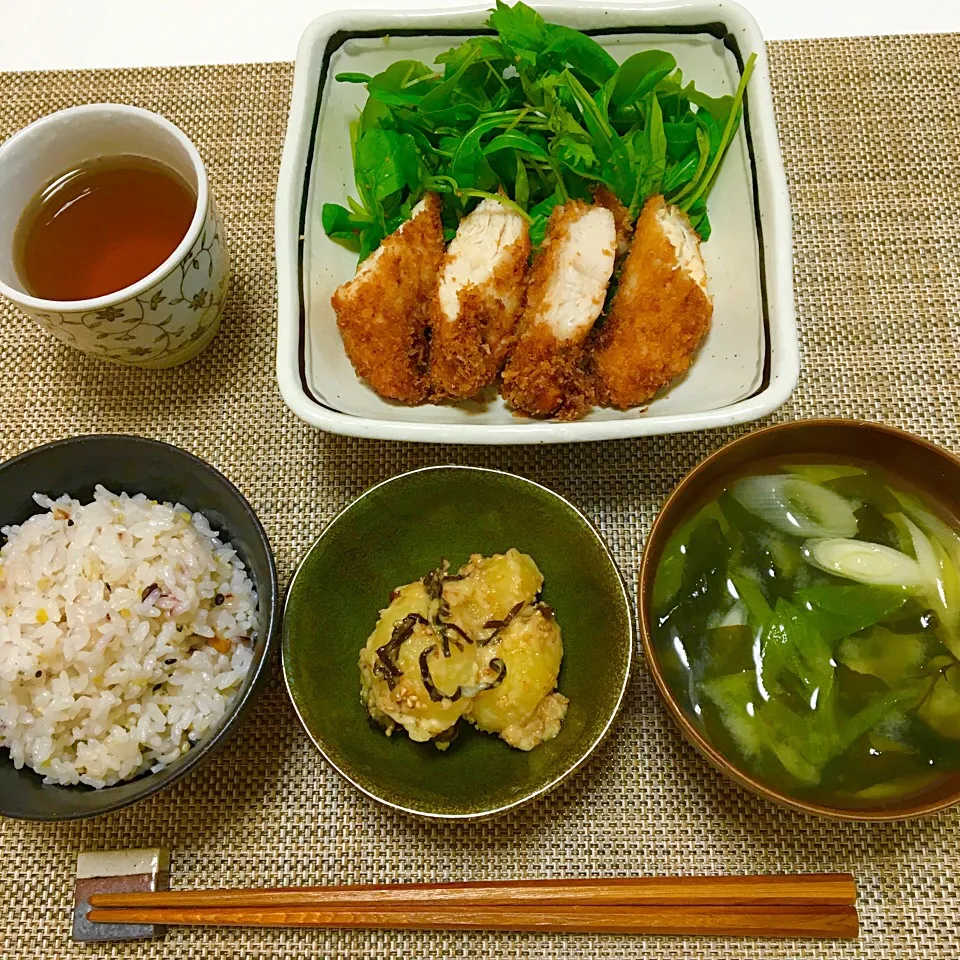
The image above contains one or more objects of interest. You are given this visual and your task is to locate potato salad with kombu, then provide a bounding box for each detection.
[360,550,568,751]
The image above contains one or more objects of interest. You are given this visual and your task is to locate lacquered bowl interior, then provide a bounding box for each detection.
[639,419,960,821]
[0,435,279,821]
[282,466,633,819]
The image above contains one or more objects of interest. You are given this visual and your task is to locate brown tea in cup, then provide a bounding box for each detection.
[14,154,196,302]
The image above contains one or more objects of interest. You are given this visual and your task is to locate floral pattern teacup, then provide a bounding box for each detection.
[0,104,229,368]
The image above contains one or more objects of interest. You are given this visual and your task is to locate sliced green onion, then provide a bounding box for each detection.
[802,538,927,588]
[789,464,866,485]
[900,514,946,600]
[895,495,960,642]
[929,536,960,652]
[719,600,748,629]
[731,475,859,539]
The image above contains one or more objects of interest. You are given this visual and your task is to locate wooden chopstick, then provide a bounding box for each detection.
[87,876,859,939]
[89,873,857,910]
[85,904,859,938]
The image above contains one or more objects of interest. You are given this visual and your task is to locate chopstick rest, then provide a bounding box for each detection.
[73,848,169,943]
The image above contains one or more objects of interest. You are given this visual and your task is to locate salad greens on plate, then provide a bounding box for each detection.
[323,0,756,260]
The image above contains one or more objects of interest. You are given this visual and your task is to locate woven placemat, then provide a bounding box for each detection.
[1,33,959,959]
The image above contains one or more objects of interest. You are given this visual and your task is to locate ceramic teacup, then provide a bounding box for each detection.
[0,104,228,368]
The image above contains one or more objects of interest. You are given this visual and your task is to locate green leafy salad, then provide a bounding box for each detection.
[651,464,960,807]
[322,0,756,260]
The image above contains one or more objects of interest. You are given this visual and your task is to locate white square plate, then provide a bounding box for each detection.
[276,1,798,443]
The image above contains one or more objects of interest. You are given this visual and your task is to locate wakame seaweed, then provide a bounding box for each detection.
[323,0,756,260]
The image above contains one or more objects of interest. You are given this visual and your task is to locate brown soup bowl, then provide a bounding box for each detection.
[638,419,960,821]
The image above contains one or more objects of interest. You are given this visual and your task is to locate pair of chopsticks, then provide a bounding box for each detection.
[88,874,858,938]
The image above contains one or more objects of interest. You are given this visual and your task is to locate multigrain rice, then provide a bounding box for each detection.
[0,486,256,787]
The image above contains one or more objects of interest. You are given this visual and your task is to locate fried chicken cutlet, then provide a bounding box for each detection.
[430,199,530,400]
[500,201,616,420]
[330,193,444,403]
[591,195,714,409]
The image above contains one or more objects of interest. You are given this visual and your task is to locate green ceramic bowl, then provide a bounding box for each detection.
[282,466,633,820]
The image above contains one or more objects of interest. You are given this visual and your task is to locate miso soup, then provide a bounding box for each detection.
[651,462,960,809]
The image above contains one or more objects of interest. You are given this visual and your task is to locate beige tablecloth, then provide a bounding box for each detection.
[1,32,959,959]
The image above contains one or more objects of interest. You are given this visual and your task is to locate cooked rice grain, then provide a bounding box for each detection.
[0,486,257,788]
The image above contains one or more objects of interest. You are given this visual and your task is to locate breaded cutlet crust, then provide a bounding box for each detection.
[501,324,595,420]
[330,193,444,403]
[430,228,530,400]
[591,195,714,410]
[500,201,605,420]
[594,186,633,258]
